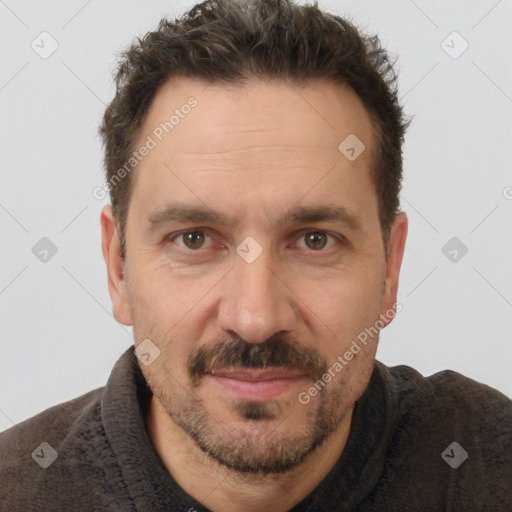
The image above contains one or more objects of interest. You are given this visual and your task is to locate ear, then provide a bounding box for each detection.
[380,212,408,327]
[100,205,133,326]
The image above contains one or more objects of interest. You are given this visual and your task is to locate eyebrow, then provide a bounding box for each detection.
[147,203,362,232]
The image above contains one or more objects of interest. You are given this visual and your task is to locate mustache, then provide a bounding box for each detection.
[187,335,327,385]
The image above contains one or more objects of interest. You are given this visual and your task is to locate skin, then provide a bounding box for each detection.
[101,77,407,512]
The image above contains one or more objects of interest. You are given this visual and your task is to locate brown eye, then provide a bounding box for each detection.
[295,231,341,252]
[304,232,328,250]
[180,231,207,250]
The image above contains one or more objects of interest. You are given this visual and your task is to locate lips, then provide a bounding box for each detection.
[211,368,306,380]
[206,367,308,401]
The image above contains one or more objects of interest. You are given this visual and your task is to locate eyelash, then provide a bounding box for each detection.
[165,228,346,254]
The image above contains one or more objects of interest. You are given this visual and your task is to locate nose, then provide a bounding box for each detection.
[217,247,298,345]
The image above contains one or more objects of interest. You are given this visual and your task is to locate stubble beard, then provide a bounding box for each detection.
[143,368,350,475]
[130,297,353,476]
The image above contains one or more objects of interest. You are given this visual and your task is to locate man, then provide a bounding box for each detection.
[1,0,511,510]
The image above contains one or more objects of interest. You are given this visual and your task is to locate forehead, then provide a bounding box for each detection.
[129,76,377,226]
[138,76,374,158]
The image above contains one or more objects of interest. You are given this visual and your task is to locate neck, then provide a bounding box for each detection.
[145,395,353,512]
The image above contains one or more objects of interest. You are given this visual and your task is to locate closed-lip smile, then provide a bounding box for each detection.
[206,368,309,401]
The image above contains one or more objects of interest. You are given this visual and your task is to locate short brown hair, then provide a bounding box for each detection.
[99,0,409,257]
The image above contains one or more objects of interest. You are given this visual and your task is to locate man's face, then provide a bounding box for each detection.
[103,77,406,474]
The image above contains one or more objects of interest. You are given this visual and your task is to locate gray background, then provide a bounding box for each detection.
[1,0,511,433]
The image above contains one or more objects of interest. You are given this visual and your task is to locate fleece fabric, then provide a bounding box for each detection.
[1,347,511,511]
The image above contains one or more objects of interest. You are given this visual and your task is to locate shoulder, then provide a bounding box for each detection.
[0,386,105,456]
[0,387,104,507]
[374,361,512,508]
[381,362,512,432]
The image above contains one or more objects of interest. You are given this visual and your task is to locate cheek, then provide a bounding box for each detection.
[127,266,210,371]
[315,269,383,359]
[127,258,195,322]
[126,267,180,356]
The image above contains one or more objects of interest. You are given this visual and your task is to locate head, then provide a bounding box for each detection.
[100,0,408,474]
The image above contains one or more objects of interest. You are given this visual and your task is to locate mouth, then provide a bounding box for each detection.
[205,368,309,401]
